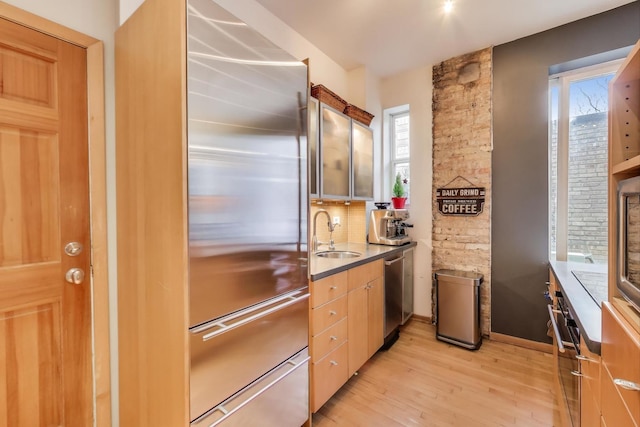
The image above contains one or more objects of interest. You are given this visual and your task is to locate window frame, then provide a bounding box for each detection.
[549,60,621,262]
[389,109,410,202]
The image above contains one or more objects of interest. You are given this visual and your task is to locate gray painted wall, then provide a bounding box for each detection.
[492,1,640,342]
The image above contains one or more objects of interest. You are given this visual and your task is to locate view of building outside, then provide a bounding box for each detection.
[549,72,613,264]
[392,112,410,201]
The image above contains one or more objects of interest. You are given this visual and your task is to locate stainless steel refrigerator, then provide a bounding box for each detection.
[185,1,309,425]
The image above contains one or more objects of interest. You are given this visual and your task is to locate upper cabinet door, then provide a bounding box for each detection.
[320,104,351,199]
[351,121,374,200]
[309,97,319,198]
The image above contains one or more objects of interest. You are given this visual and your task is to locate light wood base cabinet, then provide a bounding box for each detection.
[600,302,640,427]
[347,260,384,377]
[309,259,384,412]
[603,38,640,427]
[348,276,384,376]
[580,337,601,427]
[310,271,348,412]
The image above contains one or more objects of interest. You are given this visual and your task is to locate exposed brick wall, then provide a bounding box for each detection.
[432,48,493,336]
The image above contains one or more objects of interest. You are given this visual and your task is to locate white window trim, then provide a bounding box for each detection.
[383,104,410,201]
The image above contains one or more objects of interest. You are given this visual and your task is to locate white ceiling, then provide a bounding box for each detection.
[254,0,636,77]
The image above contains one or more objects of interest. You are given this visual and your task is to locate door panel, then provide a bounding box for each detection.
[0,17,91,426]
[0,128,59,267]
[0,302,63,426]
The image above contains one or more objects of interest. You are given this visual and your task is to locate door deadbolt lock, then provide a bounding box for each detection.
[65,268,85,285]
[64,242,83,257]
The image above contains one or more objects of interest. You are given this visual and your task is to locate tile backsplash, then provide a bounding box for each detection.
[310,200,367,245]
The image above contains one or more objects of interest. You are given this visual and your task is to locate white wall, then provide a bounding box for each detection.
[1,0,120,422]
[380,66,434,318]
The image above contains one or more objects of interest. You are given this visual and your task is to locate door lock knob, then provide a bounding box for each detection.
[65,268,85,284]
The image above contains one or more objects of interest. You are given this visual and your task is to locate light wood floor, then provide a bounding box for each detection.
[312,319,563,427]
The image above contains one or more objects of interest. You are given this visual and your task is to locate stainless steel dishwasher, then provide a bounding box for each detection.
[383,247,414,348]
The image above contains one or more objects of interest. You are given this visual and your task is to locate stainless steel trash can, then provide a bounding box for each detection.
[434,270,483,350]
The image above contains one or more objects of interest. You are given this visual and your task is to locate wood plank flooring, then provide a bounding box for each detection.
[312,319,563,427]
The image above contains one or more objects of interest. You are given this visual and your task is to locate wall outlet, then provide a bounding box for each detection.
[333,216,340,225]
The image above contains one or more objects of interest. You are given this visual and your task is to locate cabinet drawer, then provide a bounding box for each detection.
[601,364,636,427]
[602,303,640,424]
[311,317,347,360]
[311,295,347,335]
[580,338,601,412]
[348,260,383,291]
[311,342,349,412]
[311,271,348,308]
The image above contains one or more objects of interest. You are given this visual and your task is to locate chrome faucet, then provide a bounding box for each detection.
[312,209,335,253]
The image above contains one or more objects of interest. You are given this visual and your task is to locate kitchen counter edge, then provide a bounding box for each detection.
[310,241,417,281]
[548,260,603,355]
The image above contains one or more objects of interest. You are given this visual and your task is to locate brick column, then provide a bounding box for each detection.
[432,48,492,336]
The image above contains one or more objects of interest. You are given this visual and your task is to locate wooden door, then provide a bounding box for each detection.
[0,17,92,426]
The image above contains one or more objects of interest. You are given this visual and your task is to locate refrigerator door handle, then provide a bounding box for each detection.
[199,292,310,342]
[192,351,310,426]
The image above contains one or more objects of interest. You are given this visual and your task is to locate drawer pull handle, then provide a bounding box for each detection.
[547,304,565,353]
[329,310,337,316]
[614,379,640,391]
[330,286,338,290]
[576,355,594,362]
[330,335,338,341]
[330,360,338,366]
[197,291,310,341]
[570,370,583,377]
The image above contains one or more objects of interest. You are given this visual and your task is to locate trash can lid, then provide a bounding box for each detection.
[434,269,483,285]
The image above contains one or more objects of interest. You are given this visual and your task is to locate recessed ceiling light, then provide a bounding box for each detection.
[444,0,453,13]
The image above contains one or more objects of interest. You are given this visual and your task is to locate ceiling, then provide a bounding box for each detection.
[254,0,636,77]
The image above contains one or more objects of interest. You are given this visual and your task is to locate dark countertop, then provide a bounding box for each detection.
[310,241,417,281]
[549,260,606,355]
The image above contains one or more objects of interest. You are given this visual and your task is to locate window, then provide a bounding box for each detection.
[549,61,620,264]
[390,111,410,201]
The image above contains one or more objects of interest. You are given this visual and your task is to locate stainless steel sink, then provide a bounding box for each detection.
[315,250,361,259]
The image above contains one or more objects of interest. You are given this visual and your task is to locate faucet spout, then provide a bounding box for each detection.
[312,209,335,253]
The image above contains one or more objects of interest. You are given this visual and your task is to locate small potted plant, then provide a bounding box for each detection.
[391,173,407,209]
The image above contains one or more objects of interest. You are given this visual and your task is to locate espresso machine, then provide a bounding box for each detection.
[368,208,412,246]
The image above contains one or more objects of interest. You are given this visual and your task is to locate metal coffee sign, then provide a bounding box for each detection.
[436,187,485,216]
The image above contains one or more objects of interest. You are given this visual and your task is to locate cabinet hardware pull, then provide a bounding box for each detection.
[576,355,593,362]
[547,304,566,353]
[384,256,404,266]
[330,336,337,341]
[330,286,338,290]
[570,370,583,377]
[329,310,337,316]
[197,291,309,341]
[614,379,640,391]
[330,360,338,366]
[192,352,310,425]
